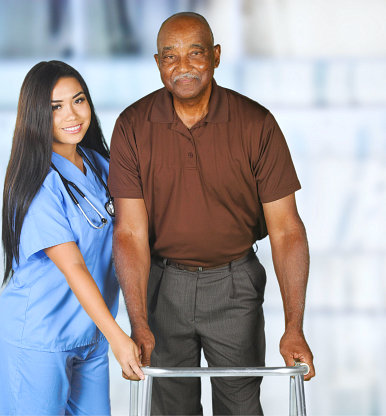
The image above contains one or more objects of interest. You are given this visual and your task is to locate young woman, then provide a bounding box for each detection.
[0,61,143,415]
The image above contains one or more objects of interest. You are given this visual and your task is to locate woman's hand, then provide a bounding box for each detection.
[110,332,145,380]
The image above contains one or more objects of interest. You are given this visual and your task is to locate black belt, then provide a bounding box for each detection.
[164,259,231,272]
[159,249,254,272]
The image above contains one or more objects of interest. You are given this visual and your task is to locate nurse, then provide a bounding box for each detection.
[0,61,143,415]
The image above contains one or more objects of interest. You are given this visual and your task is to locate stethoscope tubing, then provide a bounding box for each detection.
[77,198,107,229]
[50,147,114,229]
[77,147,112,201]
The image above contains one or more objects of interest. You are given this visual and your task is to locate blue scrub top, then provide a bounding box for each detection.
[0,147,119,352]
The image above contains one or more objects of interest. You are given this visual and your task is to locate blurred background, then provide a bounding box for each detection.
[0,0,385,415]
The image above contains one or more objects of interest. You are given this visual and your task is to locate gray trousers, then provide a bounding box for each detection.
[148,250,266,416]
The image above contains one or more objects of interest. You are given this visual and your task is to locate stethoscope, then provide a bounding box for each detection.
[51,147,115,229]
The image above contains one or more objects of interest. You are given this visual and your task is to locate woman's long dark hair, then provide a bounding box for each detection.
[2,60,109,285]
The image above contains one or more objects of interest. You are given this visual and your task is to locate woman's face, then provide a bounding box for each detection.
[51,77,91,150]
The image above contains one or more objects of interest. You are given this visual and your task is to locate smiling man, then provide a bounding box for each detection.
[108,12,315,415]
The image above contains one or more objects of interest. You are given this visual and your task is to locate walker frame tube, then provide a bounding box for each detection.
[129,364,308,416]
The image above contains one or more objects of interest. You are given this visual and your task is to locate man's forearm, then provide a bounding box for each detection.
[113,229,151,328]
[269,219,310,331]
[263,195,315,378]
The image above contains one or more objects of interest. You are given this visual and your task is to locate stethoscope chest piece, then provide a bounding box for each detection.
[105,199,115,217]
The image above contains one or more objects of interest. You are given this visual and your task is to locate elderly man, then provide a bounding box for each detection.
[108,11,315,415]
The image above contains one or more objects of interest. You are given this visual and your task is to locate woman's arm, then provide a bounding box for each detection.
[44,241,144,380]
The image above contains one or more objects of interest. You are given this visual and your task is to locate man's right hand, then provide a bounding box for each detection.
[132,325,155,366]
[122,325,155,380]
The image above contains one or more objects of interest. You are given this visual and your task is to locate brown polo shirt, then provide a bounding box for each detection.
[108,80,301,266]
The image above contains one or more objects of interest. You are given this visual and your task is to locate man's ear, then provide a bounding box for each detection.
[213,44,221,68]
[154,54,160,69]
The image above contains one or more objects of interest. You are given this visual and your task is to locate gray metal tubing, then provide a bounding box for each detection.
[129,365,308,416]
[289,376,297,416]
[141,375,153,415]
[129,379,139,416]
[294,374,307,416]
[142,365,308,378]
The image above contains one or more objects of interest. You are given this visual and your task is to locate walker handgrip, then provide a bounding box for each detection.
[294,361,310,376]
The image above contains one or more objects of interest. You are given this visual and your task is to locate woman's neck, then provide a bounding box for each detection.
[53,143,84,173]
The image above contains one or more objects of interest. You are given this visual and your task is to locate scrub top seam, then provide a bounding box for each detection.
[7,334,107,353]
[22,236,76,264]
[19,286,32,345]
[10,345,24,415]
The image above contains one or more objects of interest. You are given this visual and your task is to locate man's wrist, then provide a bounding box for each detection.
[131,321,151,331]
[284,324,304,335]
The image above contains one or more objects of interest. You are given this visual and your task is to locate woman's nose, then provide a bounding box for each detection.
[64,105,77,121]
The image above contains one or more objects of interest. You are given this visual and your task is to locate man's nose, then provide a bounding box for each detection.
[177,54,191,72]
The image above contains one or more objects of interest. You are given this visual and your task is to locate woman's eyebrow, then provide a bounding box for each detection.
[51,91,84,103]
[72,91,84,99]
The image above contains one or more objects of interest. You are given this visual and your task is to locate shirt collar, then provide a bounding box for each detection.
[149,79,229,124]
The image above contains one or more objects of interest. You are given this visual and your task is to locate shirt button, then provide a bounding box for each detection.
[188,152,194,158]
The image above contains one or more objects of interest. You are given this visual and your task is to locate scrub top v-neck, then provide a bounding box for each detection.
[0,147,119,352]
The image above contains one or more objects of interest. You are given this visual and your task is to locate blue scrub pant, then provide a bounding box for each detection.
[0,338,110,415]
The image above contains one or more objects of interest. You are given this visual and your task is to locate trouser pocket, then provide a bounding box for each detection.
[236,256,267,303]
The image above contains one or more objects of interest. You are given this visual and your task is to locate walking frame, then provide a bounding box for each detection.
[129,362,309,416]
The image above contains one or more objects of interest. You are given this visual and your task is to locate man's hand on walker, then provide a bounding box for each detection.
[280,328,315,381]
[132,325,155,367]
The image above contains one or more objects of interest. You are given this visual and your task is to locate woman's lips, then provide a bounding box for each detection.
[62,124,82,133]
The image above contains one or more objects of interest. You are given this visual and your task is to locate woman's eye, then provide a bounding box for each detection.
[75,97,85,104]
[52,104,61,111]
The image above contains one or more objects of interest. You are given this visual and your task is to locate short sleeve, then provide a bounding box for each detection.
[253,112,301,203]
[19,184,75,261]
[108,114,143,198]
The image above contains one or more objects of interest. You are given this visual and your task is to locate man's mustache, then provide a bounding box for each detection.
[173,73,200,82]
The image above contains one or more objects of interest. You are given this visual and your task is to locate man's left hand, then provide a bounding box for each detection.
[280,328,315,381]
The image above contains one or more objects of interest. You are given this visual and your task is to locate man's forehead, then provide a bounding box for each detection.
[159,40,207,52]
[157,17,213,48]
